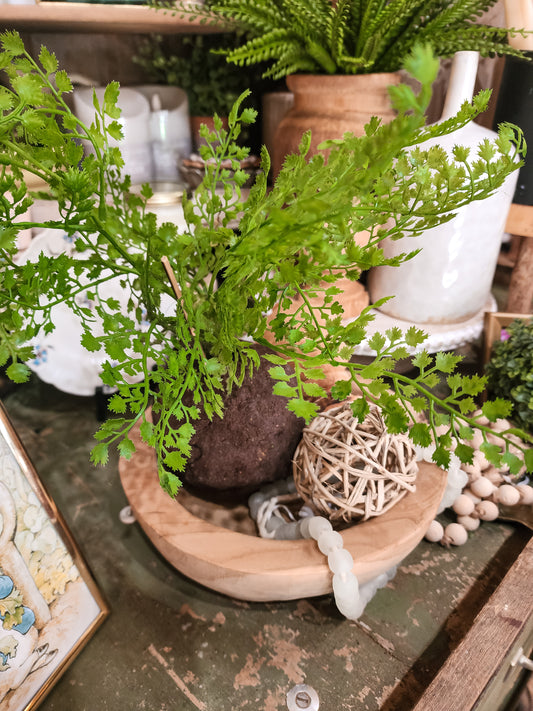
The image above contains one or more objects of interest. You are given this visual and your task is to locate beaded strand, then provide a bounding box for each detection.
[249,477,396,620]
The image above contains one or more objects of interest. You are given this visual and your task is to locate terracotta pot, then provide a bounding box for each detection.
[272,72,400,177]
[190,115,229,152]
[264,277,369,349]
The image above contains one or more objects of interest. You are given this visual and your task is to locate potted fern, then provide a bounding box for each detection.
[165,0,531,175]
[0,31,532,502]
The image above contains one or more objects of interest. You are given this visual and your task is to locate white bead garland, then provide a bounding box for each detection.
[248,478,396,620]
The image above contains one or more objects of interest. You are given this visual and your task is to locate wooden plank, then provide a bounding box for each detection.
[0,2,223,34]
[411,538,533,711]
[505,204,533,239]
[482,311,533,366]
[507,237,533,312]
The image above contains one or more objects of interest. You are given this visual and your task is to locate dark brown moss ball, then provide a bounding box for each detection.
[180,345,305,492]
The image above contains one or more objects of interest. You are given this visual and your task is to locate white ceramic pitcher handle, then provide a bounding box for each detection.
[440,51,479,122]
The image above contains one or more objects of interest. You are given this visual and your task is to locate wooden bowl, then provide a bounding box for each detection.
[119,421,447,602]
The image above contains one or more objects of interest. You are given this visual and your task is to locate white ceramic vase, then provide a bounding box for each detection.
[367,51,518,324]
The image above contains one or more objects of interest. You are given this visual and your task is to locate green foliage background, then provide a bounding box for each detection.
[486,319,533,432]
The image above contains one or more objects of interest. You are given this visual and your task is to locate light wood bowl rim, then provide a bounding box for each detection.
[119,422,447,602]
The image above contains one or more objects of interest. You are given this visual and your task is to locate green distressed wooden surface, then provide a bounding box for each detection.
[3,376,530,711]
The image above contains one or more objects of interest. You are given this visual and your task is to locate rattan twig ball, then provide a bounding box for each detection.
[292,401,419,524]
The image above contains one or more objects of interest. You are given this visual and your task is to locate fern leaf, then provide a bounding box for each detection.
[337,54,374,74]
[425,0,497,30]
[355,0,388,55]
[345,0,366,47]
[428,25,528,60]
[364,0,427,66]
[330,0,352,63]
[211,0,284,33]
[283,0,332,38]
[265,50,320,80]
[224,29,302,66]
[306,40,337,74]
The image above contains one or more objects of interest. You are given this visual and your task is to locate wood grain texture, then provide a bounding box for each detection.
[507,237,533,313]
[506,204,533,239]
[0,3,223,34]
[411,538,533,711]
[119,417,447,602]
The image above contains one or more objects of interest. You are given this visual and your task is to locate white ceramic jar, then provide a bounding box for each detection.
[367,51,518,324]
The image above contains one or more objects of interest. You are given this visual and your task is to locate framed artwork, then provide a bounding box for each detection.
[0,402,108,710]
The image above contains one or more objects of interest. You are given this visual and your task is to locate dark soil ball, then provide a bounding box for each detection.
[178,346,305,493]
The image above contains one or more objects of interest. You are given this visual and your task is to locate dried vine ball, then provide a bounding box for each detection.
[293,402,419,524]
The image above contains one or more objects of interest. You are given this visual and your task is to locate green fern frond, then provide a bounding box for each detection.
[211,0,285,32]
[345,0,365,45]
[424,0,496,30]
[204,0,529,77]
[428,26,529,60]
[264,50,320,80]
[336,54,374,74]
[305,40,337,74]
[374,0,505,71]
[224,29,302,66]
[365,0,427,65]
[355,0,389,54]
[330,0,352,63]
[284,0,333,38]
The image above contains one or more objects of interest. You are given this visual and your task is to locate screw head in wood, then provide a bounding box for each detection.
[286,684,319,710]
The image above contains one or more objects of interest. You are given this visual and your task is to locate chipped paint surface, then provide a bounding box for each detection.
[234,653,265,689]
[333,645,359,672]
[3,380,530,711]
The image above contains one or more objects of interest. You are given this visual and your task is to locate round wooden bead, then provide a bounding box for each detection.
[475,500,499,521]
[425,520,444,543]
[494,484,521,507]
[474,450,490,472]
[463,462,482,478]
[470,430,484,450]
[517,484,533,505]
[456,515,480,531]
[492,418,511,433]
[442,523,468,546]
[483,467,504,486]
[452,494,475,517]
[470,476,495,499]
[472,409,489,426]
[462,489,481,504]
[317,529,344,555]
[327,547,354,575]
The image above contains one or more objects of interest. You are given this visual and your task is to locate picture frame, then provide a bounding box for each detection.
[0,401,108,711]
[482,311,533,365]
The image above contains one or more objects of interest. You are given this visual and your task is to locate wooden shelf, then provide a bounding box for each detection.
[0,2,223,34]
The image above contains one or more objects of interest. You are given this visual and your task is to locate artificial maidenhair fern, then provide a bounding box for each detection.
[162,0,530,78]
[0,34,531,497]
